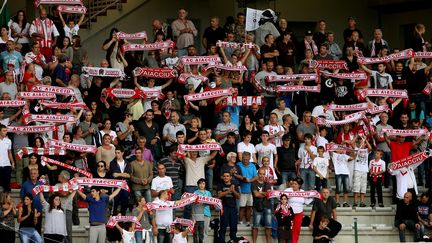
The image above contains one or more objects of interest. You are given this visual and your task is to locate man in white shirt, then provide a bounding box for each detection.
[151,163,174,198]
[271,98,299,125]
[0,124,15,192]
[264,113,285,147]
[255,131,277,168]
[237,130,257,163]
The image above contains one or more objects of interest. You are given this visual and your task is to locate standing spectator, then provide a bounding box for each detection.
[276,134,298,188]
[77,187,121,243]
[30,8,59,62]
[237,130,257,163]
[10,10,31,54]
[276,31,296,69]
[255,131,278,168]
[109,146,132,215]
[0,124,14,192]
[152,19,173,41]
[24,43,47,81]
[38,192,69,243]
[158,146,184,200]
[296,111,316,144]
[78,110,99,146]
[202,17,225,50]
[394,191,422,242]
[0,26,14,53]
[274,193,295,243]
[192,178,212,243]
[96,134,116,167]
[58,10,85,40]
[260,34,279,64]
[217,171,240,243]
[331,150,355,207]
[313,20,327,48]
[342,17,363,43]
[132,196,153,243]
[312,146,330,191]
[130,147,153,203]
[298,30,318,61]
[369,150,386,207]
[115,112,135,154]
[0,192,17,242]
[18,194,43,243]
[417,193,432,236]
[375,112,393,189]
[314,43,334,60]
[171,8,198,57]
[264,113,285,147]
[0,71,18,99]
[309,188,342,240]
[232,13,245,42]
[326,32,342,59]
[237,152,257,226]
[272,97,299,126]
[366,28,389,57]
[0,40,22,73]
[298,133,317,191]
[251,168,272,243]
[352,137,372,207]
[56,170,75,243]
[412,24,428,52]
[215,111,239,144]
[151,163,174,198]
[162,111,186,153]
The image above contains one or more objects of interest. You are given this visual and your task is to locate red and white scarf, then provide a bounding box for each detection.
[276,85,320,93]
[414,52,432,59]
[26,114,76,124]
[47,139,98,154]
[388,150,432,171]
[116,31,148,40]
[224,96,263,106]
[321,71,367,80]
[103,88,146,100]
[265,73,318,83]
[216,40,254,49]
[177,73,208,84]
[366,104,390,114]
[184,88,235,103]
[358,49,414,64]
[309,60,348,70]
[0,100,26,107]
[359,89,408,100]
[31,85,75,96]
[133,67,177,79]
[170,218,195,233]
[72,177,130,192]
[203,63,247,72]
[304,39,318,55]
[16,147,66,160]
[31,18,55,48]
[316,112,364,127]
[106,216,142,228]
[181,192,223,215]
[7,125,57,133]
[32,183,79,196]
[423,82,432,95]
[56,5,87,13]
[17,92,56,100]
[39,100,88,110]
[325,143,356,152]
[275,203,293,217]
[176,143,224,158]
[328,103,369,111]
[266,190,322,200]
[177,56,221,66]
[147,194,197,211]
[82,67,125,78]
[381,128,429,137]
[41,156,93,177]
[122,41,174,52]
[34,0,82,7]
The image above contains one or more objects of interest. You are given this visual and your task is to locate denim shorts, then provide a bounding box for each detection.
[252,208,272,228]
[335,174,350,193]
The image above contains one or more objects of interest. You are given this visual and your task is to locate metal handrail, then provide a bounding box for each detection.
[82,0,121,28]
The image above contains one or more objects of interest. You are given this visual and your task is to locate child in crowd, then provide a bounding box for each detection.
[312,146,329,191]
[312,216,333,243]
[352,135,372,207]
[192,178,212,243]
[172,223,191,243]
[331,150,356,207]
[58,10,85,39]
[114,221,136,243]
[369,149,386,207]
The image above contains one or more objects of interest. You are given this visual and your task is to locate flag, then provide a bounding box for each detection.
[245,8,277,31]
[0,0,10,27]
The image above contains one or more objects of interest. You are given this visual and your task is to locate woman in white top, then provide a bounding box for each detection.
[39,192,73,243]
[10,10,30,54]
[284,177,313,243]
[99,118,118,143]
[172,223,190,243]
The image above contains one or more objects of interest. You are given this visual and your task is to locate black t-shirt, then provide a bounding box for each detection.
[343,28,363,42]
[203,27,226,48]
[391,67,410,90]
[312,197,337,225]
[261,44,278,64]
[407,68,427,94]
[277,146,297,172]
[312,226,332,243]
[219,164,242,185]
[108,105,127,126]
[251,180,271,209]
[217,182,239,208]
[334,80,354,105]
[134,120,159,145]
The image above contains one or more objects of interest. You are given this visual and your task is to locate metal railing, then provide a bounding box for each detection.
[82,0,122,29]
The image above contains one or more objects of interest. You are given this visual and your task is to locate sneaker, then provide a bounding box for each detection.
[238,221,243,225]
[352,203,358,208]
[336,203,341,207]
[246,222,251,227]
[378,203,384,207]
[359,203,367,207]
[370,203,376,207]
[343,202,350,207]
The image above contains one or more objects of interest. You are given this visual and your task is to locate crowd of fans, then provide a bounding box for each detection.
[0,4,430,243]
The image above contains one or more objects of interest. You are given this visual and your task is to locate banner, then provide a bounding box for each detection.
[276,85,320,93]
[0,100,26,107]
[177,73,208,84]
[106,216,142,228]
[224,96,263,106]
[133,67,176,79]
[266,190,322,200]
[72,177,130,192]
[359,89,408,99]
[103,88,146,99]
[122,41,174,52]
[309,60,348,70]
[16,147,66,160]
[178,56,221,66]
[82,67,124,78]
[203,63,247,72]
[56,5,87,14]
[216,40,254,49]
[47,139,97,154]
[39,100,88,110]
[184,88,235,103]
[41,156,93,178]
[358,49,414,64]
[17,92,56,100]
[245,8,277,31]
[321,71,367,80]
[328,103,369,111]
[116,31,148,40]
[388,150,431,171]
[381,128,429,137]
[265,74,318,83]
[7,125,57,133]
[32,84,75,96]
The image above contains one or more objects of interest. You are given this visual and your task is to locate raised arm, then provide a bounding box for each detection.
[58,11,66,27]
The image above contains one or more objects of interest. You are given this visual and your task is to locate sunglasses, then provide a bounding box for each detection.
[98,164,105,168]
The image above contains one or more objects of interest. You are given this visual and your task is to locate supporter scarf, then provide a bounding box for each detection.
[216,40,254,49]
[0,100,26,107]
[388,150,432,171]
[381,128,429,137]
[178,56,221,66]
[32,183,79,196]
[275,203,293,217]
[423,82,432,95]
[133,67,177,79]
[304,39,318,55]
[39,100,88,110]
[224,96,263,106]
[103,88,146,100]
[325,143,356,152]
[316,112,364,127]
[31,84,75,96]
[41,156,93,177]
[276,85,320,93]
[357,49,414,64]
[181,192,223,215]
[202,63,247,72]
[116,31,148,40]
[147,194,197,211]
[265,73,318,83]
[16,147,66,160]
[17,92,56,100]
[122,41,174,52]
[177,73,208,84]
[266,190,322,200]
[184,88,235,103]
[34,0,82,7]
[321,71,367,80]
[82,67,124,78]
[7,125,57,133]
[106,216,142,228]
[309,60,348,70]
[328,103,369,111]
[72,177,130,192]
[26,114,76,123]
[56,5,87,13]
[47,139,98,154]
[366,105,390,114]
[359,89,408,100]
[170,218,195,233]
[176,143,224,158]
[414,52,432,59]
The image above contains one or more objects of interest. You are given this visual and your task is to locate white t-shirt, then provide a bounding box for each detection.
[298,146,317,169]
[64,25,80,39]
[312,105,335,121]
[312,157,329,178]
[140,86,162,112]
[264,124,285,147]
[0,137,12,167]
[283,188,313,214]
[100,130,117,141]
[153,197,174,228]
[332,153,350,175]
[122,229,136,243]
[255,143,277,168]
[237,142,256,163]
[163,56,179,69]
[315,135,330,159]
[151,176,173,194]
[173,232,187,243]
[354,148,369,172]
[371,70,393,88]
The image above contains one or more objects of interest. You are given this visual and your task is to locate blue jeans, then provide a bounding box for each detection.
[134,189,152,204]
[397,219,421,242]
[300,168,315,191]
[219,206,238,242]
[113,189,129,215]
[157,228,172,243]
[135,230,153,243]
[183,185,198,219]
[280,171,297,186]
[205,167,213,191]
[19,227,43,243]
[252,208,272,228]
[335,174,349,194]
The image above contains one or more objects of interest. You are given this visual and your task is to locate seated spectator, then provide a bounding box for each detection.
[394,191,422,242]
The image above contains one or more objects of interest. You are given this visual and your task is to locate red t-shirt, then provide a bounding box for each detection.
[22,71,40,91]
[389,141,413,162]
